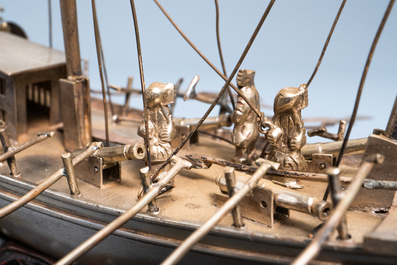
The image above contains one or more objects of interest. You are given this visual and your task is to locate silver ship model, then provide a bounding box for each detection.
[0,0,396,264]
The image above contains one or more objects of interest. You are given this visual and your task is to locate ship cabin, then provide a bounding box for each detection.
[0,31,66,142]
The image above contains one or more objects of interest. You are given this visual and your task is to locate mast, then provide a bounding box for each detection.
[59,0,92,151]
[385,95,397,140]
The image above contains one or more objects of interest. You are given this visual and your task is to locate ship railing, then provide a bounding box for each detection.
[55,155,193,265]
[0,120,55,178]
[0,142,103,219]
[161,159,280,265]
[292,154,385,265]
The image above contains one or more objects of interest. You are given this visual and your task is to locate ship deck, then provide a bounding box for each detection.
[0,100,385,249]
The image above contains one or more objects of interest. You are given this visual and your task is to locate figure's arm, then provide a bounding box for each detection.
[290,111,306,151]
[137,124,146,138]
[138,121,153,139]
[290,128,306,151]
[159,106,176,142]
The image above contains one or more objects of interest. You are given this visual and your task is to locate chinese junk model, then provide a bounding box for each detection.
[0,1,396,265]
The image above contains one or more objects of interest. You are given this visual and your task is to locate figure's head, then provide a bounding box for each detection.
[236,69,255,88]
[273,84,308,115]
[146,82,175,108]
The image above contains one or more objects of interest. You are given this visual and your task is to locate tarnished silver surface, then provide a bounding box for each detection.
[293,154,385,265]
[216,169,331,222]
[301,137,367,159]
[0,121,20,177]
[56,156,193,265]
[0,0,396,263]
[224,167,244,228]
[266,84,308,171]
[231,69,260,165]
[163,159,279,265]
[0,142,102,219]
[138,82,176,164]
[0,129,389,264]
[0,32,65,76]
[385,95,397,140]
[60,77,92,151]
[183,75,232,113]
[307,120,347,141]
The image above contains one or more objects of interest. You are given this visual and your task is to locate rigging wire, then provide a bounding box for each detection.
[323,0,395,201]
[154,0,261,120]
[91,0,110,147]
[100,42,115,117]
[130,0,152,171]
[152,0,276,182]
[306,0,346,88]
[214,0,235,110]
[198,130,233,144]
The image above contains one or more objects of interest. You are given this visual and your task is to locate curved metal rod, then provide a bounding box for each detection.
[100,37,115,116]
[92,0,110,147]
[152,0,275,181]
[162,159,279,265]
[293,154,384,265]
[306,0,346,88]
[0,143,102,219]
[130,0,152,171]
[323,0,395,200]
[214,0,235,109]
[154,0,261,119]
[55,157,192,265]
[0,132,54,162]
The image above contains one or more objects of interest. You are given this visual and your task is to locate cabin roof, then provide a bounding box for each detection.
[0,32,66,76]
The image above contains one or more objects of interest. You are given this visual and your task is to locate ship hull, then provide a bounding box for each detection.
[0,174,396,264]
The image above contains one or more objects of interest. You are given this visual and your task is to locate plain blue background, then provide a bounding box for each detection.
[1,0,396,143]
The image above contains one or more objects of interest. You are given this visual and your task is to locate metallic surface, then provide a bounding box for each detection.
[56,156,192,265]
[214,0,235,110]
[326,168,349,240]
[293,154,385,265]
[0,131,391,264]
[224,167,244,228]
[266,84,308,171]
[351,133,397,210]
[364,205,397,256]
[0,32,65,76]
[307,120,347,141]
[332,0,394,169]
[139,166,158,213]
[138,82,176,167]
[0,142,102,219]
[231,69,260,165]
[0,122,20,177]
[0,132,54,163]
[152,0,275,180]
[306,0,346,88]
[61,153,80,196]
[385,95,397,140]
[154,0,267,122]
[216,170,331,221]
[129,0,152,171]
[183,75,232,113]
[170,78,183,115]
[59,0,82,77]
[59,77,92,151]
[301,137,367,159]
[162,159,279,265]
[91,0,110,147]
[92,143,146,163]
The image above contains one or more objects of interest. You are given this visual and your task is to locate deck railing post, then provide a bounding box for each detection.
[224,167,244,228]
[0,121,20,177]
